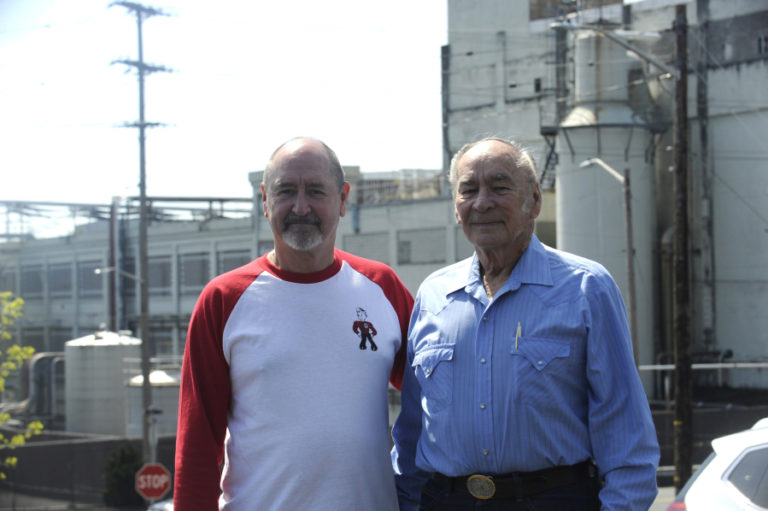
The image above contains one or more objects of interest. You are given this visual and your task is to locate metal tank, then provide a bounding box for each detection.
[125,368,180,438]
[64,330,141,436]
[556,31,658,376]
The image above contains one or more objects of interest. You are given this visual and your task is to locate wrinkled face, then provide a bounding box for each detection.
[262,140,347,255]
[454,140,541,254]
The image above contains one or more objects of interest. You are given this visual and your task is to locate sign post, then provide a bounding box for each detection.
[135,462,171,501]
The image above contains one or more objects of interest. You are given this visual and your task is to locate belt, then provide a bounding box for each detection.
[432,460,598,500]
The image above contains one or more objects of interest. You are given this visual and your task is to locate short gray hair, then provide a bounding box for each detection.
[263,137,345,192]
[448,137,538,195]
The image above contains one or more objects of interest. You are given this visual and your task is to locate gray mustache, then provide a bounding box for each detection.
[284,214,321,226]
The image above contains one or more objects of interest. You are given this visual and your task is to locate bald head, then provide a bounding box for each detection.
[263,137,345,193]
[449,138,537,197]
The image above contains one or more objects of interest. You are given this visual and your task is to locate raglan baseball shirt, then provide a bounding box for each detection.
[174,248,413,511]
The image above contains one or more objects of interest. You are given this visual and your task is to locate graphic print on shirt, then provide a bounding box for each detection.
[353,307,378,351]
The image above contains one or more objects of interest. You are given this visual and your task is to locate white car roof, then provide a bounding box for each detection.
[711,417,768,456]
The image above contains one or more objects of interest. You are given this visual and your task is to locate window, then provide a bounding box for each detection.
[397,240,411,264]
[0,267,17,293]
[758,35,768,55]
[21,265,43,299]
[122,258,137,297]
[179,253,210,295]
[148,256,172,296]
[397,228,446,265]
[50,327,74,352]
[78,260,103,299]
[48,263,72,299]
[217,250,251,275]
[20,327,44,353]
[727,446,768,507]
[150,327,174,357]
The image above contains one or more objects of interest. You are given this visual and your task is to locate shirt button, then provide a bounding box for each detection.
[425,368,432,375]
[537,360,544,366]
[483,316,489,322]
[480,358,487,364]
[483,450,489,456]
[480,403,486,410]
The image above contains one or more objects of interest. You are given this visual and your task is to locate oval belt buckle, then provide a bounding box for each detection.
[466,474,496,500]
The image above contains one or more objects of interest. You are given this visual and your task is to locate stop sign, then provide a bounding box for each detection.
[135,462,171,500]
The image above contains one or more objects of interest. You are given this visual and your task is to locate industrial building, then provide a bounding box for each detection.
[0,168,556,433]
[0,0,766,437]
[442,0,768,391]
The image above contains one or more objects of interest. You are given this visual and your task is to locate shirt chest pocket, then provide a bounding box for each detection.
[509,337,571,404]
[412,344,455,413]
[510,337,570,370]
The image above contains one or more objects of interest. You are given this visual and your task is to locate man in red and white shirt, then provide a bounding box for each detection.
[174,138,413,510]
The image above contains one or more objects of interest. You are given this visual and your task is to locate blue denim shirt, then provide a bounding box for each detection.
[391,235,659,511]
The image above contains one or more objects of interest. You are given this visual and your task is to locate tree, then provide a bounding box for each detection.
[0,291,43,480]
[103,443,144,507]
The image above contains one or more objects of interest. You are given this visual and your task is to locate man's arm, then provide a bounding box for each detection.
[585,275,660,510]
[174,285,232,510]
[391,305,431,511]
[380,271,413,391]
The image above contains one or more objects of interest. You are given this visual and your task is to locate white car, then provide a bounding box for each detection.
[667,417,768,510]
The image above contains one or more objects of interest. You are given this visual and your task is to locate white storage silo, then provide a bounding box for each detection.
[125,369,180,438]
[556,31,658,376]
[65,330,141,436]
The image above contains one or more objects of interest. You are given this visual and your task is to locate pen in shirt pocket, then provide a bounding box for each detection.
[515,321,521,350]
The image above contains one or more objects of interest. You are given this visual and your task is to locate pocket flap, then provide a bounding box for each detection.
[413,345,455,378]
[511,337,570,371]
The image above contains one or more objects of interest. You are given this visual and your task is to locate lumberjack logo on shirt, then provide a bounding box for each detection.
[353,307,378,351]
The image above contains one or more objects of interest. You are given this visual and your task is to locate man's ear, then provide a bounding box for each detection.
[339,182,351,217]
[261,183,268,218]
[530,182,542,219]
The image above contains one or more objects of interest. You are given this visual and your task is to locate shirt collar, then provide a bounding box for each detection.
[448,234,553,298]
[259,249,343,283]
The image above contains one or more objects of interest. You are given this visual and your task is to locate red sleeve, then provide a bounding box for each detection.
[174,262,262,510]
[336,250,414,391]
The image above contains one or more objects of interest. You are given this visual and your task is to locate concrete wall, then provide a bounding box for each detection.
[0,432,176,505]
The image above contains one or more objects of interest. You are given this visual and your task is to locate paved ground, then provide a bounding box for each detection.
[651,486,676,511]
[0,492,137,511]
[0,486,679,511]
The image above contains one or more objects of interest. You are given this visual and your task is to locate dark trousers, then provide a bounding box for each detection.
[419,476,601,511]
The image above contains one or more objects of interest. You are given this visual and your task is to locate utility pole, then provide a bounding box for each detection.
[623,167,638,365]
[672,4,693,492]
[111,1,170,464]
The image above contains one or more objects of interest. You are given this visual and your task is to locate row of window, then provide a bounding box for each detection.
[1,249,255,300]
[343,227,473,266]
[1,227,468,300]
[19,261,103,299]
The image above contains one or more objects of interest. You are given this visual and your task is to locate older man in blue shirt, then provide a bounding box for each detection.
[391,138,659,510]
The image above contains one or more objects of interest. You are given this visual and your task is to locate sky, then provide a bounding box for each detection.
[0,0,448,206]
